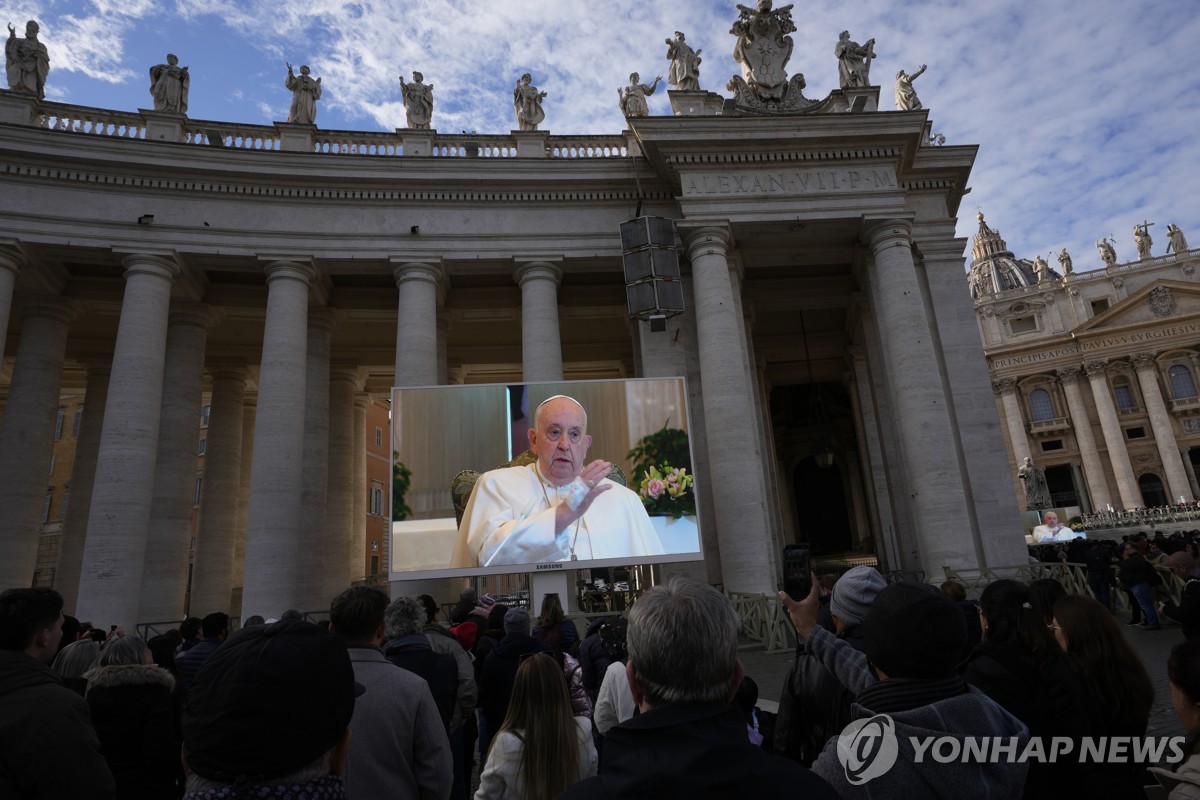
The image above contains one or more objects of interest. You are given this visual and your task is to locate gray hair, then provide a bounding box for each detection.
[626,578,739,706]
[52,639,100,679]
[384,596,425,640]
[98,635,149,667]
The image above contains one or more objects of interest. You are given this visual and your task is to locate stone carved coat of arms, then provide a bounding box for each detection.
[1149,286,1176,317]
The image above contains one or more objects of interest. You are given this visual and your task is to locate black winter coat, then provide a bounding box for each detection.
[85,662,181,800]
[557,702,838,800]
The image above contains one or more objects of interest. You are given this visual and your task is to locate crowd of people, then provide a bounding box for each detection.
[2,557,1199,799]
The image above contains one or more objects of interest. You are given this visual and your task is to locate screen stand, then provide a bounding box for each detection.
[528,570,570,620]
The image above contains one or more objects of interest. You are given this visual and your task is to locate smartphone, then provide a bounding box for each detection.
[781,543,812,601]
[109,625,117,632]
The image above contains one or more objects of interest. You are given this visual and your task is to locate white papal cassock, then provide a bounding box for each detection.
[451,464,665,568]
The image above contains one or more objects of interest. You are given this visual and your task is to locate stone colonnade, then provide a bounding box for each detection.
[995,354,1197,511]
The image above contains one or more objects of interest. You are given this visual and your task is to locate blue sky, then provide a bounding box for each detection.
[4,0,1199,270]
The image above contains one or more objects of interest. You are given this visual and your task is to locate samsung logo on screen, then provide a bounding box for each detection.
[535,563,564,571]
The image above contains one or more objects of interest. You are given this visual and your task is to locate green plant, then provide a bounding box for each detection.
[626,425,691,482]
[393,455,413,521]
[637,463,695,519]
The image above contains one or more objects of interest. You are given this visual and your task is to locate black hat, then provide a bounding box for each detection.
[864,582,966,680]
[182,619,361,783]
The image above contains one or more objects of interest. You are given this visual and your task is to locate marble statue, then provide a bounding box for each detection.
[730,1,795,101]
[618,72,661,117]
[1034,255,1051,283]
[894,64,926,111]
[1058,248,1073,275]
[1134,223,1153,260]
[149,54,189,114]
[1168,224,1189,255]
[285,63,322,125]
[1097,238,1117,266]
[399,71,433,129]
[5,20,49,100]
[1018,456,1051,510]
[665,31,702,91]
[513,73,546,131]
[835,30,874,89]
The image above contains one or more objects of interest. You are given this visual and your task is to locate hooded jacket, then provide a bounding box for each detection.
[479,633,550,731]
[85,661,180,799]
[0,649,115,799]
[811,680,1030,798]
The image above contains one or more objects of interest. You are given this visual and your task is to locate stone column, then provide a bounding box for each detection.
[0,297,74,590]
[352,394,369,585]
[1056,366,1112,510]
[0,249,21,369]
[231,395,256,613]
[75,255,181,629]
[862,219,975,574]
[1084,360,1141,509]
[55,363,109,613]
[1131,352,1193,502]
[1069,462,1092,513]
[1182,448,1200,499]
[392,260,441,387]
[993,378,1032,464]
[139,304,213,622]
[847,350,900,570]
[436,308,450,386]
[296,310,333,611]
[514,260,563,382]
[681,224,775,594]
[188,364,247,615]
[241,260,315,620]
[326,366,359,601]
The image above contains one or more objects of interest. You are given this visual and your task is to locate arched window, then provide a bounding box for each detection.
[1113,378,1136,411]
[1169,365,1197,400]
[1028,388,1055,421]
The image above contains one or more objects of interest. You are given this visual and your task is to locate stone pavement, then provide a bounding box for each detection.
[740,616,1189,742]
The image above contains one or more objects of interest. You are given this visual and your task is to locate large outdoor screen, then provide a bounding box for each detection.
[389,378,703,580]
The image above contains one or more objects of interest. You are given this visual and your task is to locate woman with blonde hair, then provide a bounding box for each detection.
[475,652,596,800]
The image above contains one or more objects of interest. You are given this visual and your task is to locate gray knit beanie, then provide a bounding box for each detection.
[830,566,887,626]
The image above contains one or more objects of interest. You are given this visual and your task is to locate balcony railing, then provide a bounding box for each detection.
[1028,416,1071,435]
[1170,396,1200,414]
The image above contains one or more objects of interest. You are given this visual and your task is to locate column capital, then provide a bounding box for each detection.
[0,246,23,276]
[168,301,217,330]
[863,217,915,251]
[513,259,562,286]
[1083,359,1110,378]
[391,259,443,287]
[353,392,372,410]
[208,361,249,383]
[1130,351,1158,371]
[307,307,338,333]
[16,293,76,325]
[330,364,364,388]
[678,223,733,259]
[991,376,1018,395]
[262,259,318,284]
[120,253,182,282]
[1055,365,1083,383]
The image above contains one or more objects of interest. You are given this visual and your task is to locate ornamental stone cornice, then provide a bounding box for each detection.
[1083,360,1110,378]
[991,377,1018,394]
[1129,351,1158,370]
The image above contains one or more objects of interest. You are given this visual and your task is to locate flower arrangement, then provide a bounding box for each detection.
[638,463,695,519]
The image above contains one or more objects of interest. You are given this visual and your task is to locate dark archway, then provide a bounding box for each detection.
[1138,473,1168,507]
[792,457,852,555]
[1044,464,1079,509]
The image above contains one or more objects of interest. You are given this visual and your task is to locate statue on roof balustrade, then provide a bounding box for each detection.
[149,54,189,114]
[1168,224,1189,255]
[894,64,926,111]
[513,73,546,131]
[399,71,433,129]
[1097,237,1117,267]
[285,63,321,125]
[1058,248,1073,275]
[1134,222,1154,260]
[618,72,662,117]
[665,31,702,91]
[5,20,49,100]
[835,29,874,89]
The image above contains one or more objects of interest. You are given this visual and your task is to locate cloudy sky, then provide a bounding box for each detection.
[3,0,1198,269]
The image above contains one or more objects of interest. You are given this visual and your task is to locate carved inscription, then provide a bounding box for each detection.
[681,167,897,197]
[989,320,1200,368]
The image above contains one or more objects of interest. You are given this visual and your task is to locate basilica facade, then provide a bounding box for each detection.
[0,77,1028,627]
[971,216,1200,516]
